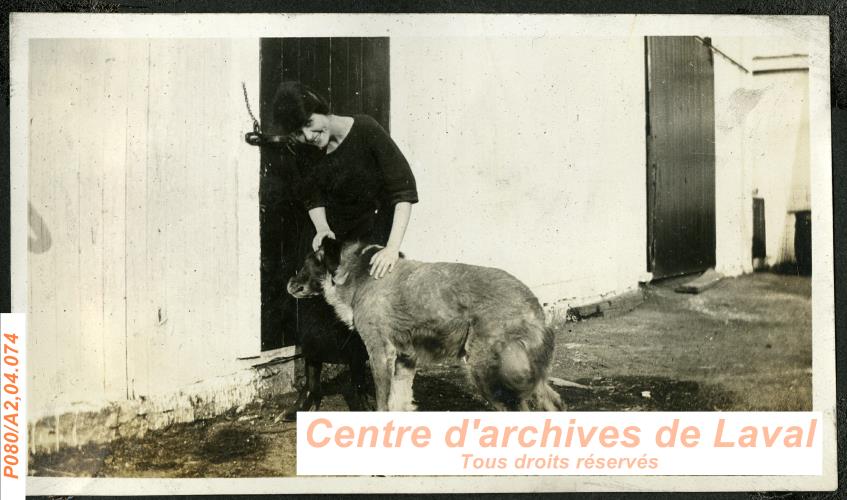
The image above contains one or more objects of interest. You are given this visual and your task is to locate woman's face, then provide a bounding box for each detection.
[293,113,330,149]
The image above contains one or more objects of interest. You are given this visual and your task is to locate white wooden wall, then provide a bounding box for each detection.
[28,39,261,419]
[391,37,648,307]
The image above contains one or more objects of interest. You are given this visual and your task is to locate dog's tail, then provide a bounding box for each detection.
[497,324,563,410]
[497,340,536,393]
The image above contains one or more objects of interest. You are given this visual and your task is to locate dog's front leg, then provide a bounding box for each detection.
[347,340,374,411]
[282,359,323,421]
[388,353,417,411]
[360,334,394,411]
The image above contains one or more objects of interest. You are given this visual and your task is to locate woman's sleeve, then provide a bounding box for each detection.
[367,117,419,205]
[298,168,326,210]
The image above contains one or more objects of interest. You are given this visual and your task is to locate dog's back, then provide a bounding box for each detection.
[333,242,561,411]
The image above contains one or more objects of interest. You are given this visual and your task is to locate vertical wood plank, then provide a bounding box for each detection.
[261,38,306,351]
[28,40,60,412]
[259,38,282,134]
[281,38,299,82]
[77,40,108,397]
[145,39,179,395]
[259,39,285,351]
[348,38,364,114]
[232,38,262,358]
[330,38,350,114]
[172,39,202,389]
[299,38,331,103]
[363,38,391,130]
[215,40,250,357]
[53,40,84,403]
[124,40,152,399]
[315,38,332,104]
[297,38,317,86]
[98,40,130,400]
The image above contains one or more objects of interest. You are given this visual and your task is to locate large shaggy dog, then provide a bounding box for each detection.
[287,238,563,412]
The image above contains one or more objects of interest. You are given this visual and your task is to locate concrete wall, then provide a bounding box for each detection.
[27,39,278,432]
[390,37,649,308]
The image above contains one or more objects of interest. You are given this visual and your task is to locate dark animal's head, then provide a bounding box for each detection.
[286,236,343,298]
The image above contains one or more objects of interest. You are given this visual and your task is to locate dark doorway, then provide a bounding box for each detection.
[645,36,717,279]
[258,38,390,351]
[752,197,767,262]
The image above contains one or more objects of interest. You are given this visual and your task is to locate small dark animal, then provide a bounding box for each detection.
[282,253,372,421]
[287,238,563,412]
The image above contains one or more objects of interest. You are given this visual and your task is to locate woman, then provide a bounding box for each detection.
[275,81,417,276]
[273,81,418,418]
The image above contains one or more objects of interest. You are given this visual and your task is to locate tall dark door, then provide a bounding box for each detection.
[258,38,390,350]
[646,37,716,279]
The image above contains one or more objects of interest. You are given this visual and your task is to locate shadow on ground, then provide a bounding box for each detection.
[413,367,734,412]
[28,369,733,478]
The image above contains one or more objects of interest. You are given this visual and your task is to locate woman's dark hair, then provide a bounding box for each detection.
[272,81,330,135]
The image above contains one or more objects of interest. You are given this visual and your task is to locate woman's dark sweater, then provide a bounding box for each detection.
[300,114,418,240]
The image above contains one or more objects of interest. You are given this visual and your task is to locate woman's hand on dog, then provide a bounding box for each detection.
[370,246,400,279]
[312,229,336,252]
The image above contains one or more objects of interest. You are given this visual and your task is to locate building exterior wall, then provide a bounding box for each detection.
[710,37,810,270]
[28,36,651,439]
[748,70,810,265]
[390,37,649,308]
[712,38,756,276]
[27,39,267,424]
[25,35,809,447]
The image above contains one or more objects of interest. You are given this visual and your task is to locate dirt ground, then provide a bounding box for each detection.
[29,271,812,478]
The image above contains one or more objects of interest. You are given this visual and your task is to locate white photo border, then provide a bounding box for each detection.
[9,12,836,494]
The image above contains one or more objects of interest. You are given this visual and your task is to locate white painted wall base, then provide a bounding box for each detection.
[28,354,297,455]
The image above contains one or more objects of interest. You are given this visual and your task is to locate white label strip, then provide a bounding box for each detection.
[0,313,27,499]
[298,411,822,476]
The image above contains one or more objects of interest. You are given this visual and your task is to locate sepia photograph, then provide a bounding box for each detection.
[6,12,836,494]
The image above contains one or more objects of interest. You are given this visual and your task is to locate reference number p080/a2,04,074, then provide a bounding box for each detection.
[1,327,23,481]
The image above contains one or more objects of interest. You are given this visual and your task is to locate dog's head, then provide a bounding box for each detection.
[286,236,344,298]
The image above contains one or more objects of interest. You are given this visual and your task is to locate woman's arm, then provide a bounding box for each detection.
[308,207,335,251]
[370,202,412,279]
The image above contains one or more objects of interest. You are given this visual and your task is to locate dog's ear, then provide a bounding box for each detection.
[333,271,349,285]
[321,236,342,275]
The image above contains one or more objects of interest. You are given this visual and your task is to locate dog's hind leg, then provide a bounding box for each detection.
[465,361,520,411]
[463,330,522,411]
[534,382,565,411]
[388,353,417,411]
